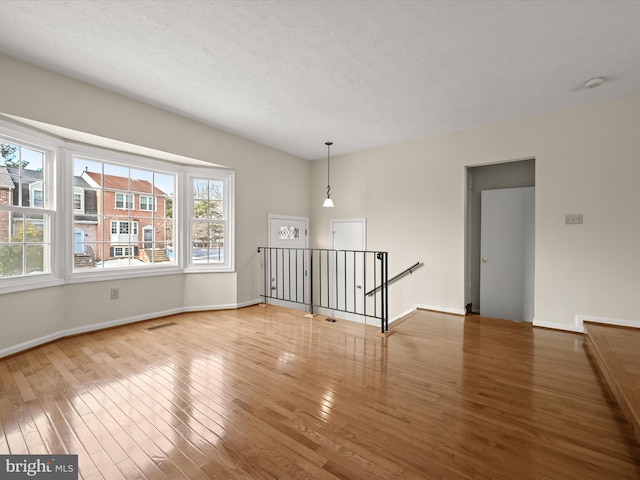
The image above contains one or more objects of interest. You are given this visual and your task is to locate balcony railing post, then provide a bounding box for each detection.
[377,251,389,333]
[383,251,389,332]
[309,249,314,315]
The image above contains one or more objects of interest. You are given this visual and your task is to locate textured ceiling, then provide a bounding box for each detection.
[1,0,639,160]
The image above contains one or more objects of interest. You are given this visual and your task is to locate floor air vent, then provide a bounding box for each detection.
[146,322,177,331]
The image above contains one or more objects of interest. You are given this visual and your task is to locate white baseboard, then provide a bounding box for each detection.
[533,315,640,334]
[575,314,640,332]
[532,319,584,333]
[0,299,264,359]
[389,307,418,323]
[183,299,262,312]
[414,304,466,316]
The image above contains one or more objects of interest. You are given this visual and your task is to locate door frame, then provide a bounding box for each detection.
[267,214,309,311]
[464,159,536,317]
[330,217,367,323]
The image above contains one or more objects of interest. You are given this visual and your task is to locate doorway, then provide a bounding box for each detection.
[268,214,309,311]
[330,218,367,323]
[465,159,535,320]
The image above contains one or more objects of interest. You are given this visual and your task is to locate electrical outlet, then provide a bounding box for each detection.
[110,287,119,300]
[564,214,583,225]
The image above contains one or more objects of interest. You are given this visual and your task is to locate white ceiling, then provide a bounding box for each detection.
[1,0,639,160]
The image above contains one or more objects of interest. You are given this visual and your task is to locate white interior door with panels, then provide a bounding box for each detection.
[268,214,309,312]
[480,187,534,322]
[330,218,366,323]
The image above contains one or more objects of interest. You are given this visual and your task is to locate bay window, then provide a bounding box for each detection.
[1,117,235,293]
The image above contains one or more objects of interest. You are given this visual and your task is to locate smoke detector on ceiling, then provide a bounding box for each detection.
[583,77,605,89]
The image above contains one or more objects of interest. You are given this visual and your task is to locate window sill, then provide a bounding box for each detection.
[66,265,184,284]
[183,265,235,274]
[0,277,65,295]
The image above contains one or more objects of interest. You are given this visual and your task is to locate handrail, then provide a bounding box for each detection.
[366,261,422,297]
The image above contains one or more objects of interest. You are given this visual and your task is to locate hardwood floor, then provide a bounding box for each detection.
[584,322,640,446]
[1,305,639,479]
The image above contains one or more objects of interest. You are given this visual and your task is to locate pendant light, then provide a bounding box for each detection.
[322,141,334,208]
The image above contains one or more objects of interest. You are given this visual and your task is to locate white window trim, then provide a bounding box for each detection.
[64,143,182,282]
[0,119,63,294]
[184,168,235,273]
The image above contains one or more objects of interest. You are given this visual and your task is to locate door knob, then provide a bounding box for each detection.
[482,257,488,263]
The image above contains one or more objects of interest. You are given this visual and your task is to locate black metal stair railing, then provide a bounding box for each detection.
[257,247,389,333]
[365,261,423,297]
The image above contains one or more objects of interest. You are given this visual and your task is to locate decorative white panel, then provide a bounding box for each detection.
[277,226,300,240]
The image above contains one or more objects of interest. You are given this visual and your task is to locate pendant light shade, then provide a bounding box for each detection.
[323,141,334,208]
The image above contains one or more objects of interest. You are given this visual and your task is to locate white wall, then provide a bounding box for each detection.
[2,50,639,355]
[0,52,310,355]
[311,94,640,329]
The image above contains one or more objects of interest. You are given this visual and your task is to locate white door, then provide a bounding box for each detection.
[74,228,85,253]
[331,218,366,323]
[480,187,534,321]
[268,215,309,311]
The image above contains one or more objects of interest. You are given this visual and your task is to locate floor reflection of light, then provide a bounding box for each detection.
[278,351,295,365]
[318,389,336,419]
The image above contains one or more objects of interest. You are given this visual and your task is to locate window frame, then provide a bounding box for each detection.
[0,120,62,294]
[67,143,181,281]
[185,168,235,273]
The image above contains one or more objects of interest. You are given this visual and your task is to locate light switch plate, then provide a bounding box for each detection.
[564,214,583,225]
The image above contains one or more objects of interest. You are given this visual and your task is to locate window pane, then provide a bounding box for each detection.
[31,185,44,208]
[21,147,44,173]
[193,200,208,219]
[158,220,173,243]
[165,197,173,219]
[10,213,24,242]
[103,163,129,180]
[192,222,224,263]
[26,244,46,274]
[25,214,44,242]
[130,168,153,193]
[209,180,223,201]
[193,179,208,200]
[0,243,24,277]
[75,158,102,187]
[0,142,20,167]
[155,173,174,197]
[74,242,98,270]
